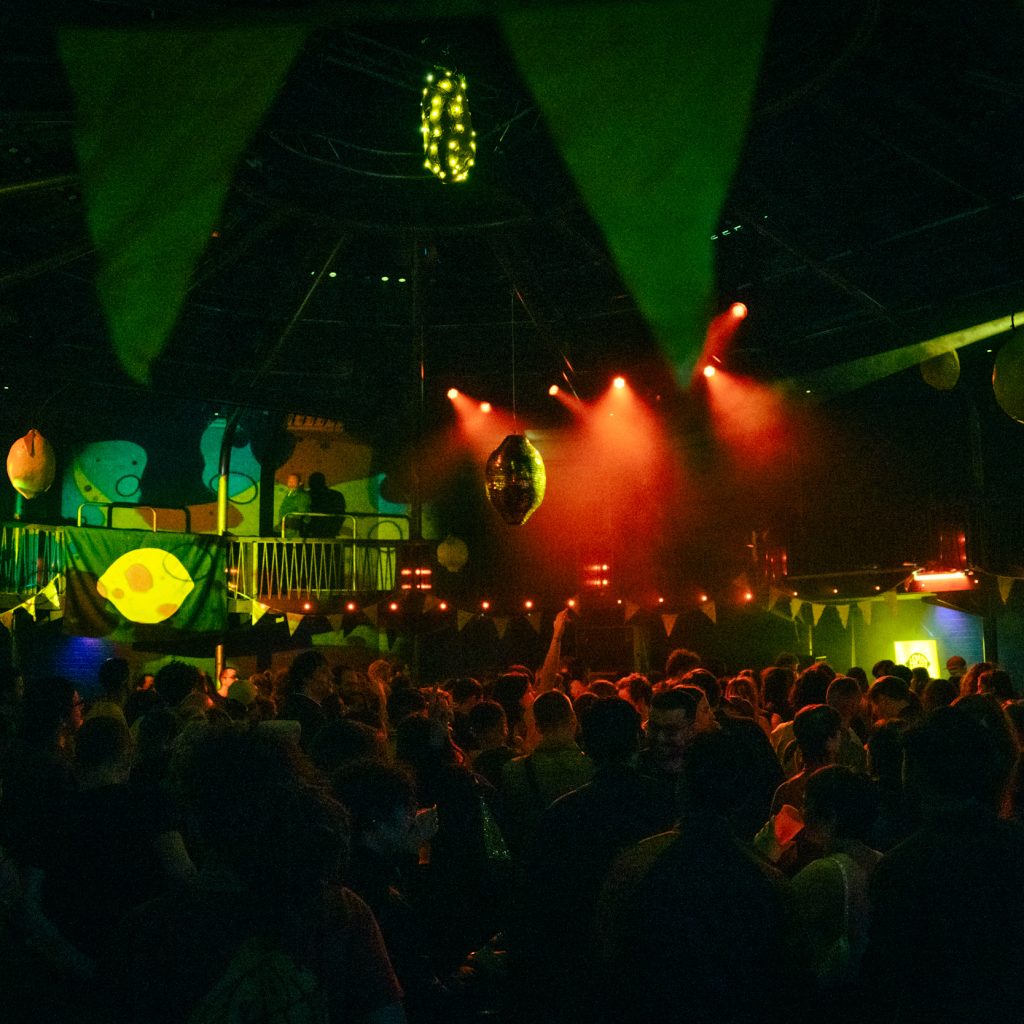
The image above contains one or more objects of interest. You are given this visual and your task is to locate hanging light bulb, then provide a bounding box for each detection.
[421,68,476,184]
[485,434,546,525]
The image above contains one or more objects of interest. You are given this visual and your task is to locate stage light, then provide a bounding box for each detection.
[447,387,458,400]
[657,596,664,604]
[548,384,560,396]
[524,599,534,610]
[909,569,971,593]
[567,598,577,609]
[700,594,708,602]
[703,364,717,378]
[612,376,626,390]
[480,402,492,413]
[439,601,448,611]
[345,601,357,613]
[388,601,399,612]
[302,601,313,612]
[730,302,748,320]
[481,600,491,611]
[743,591,754,601]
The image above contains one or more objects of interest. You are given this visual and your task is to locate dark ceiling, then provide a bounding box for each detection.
[2,0,1024,458]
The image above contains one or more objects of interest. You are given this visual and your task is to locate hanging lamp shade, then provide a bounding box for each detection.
[485,434,546,525]
[7,429,55,499]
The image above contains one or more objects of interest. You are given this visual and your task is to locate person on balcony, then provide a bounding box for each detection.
[276,473,311,538]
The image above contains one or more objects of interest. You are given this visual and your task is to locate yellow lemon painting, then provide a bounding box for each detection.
[96,548,195,623]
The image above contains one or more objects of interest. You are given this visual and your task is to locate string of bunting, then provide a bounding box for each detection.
[0,573,64,631]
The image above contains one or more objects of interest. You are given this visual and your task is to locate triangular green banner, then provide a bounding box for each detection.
[502,1,773,381]
[858,601,873,626]
[59,21,311,382]
[837,604,850,628]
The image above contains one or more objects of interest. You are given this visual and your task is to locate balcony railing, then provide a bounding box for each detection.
[0,519,410,607]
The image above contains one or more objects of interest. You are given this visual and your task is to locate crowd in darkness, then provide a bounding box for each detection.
[2,616,1024,1024]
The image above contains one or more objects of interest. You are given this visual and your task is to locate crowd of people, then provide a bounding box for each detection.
[1,626,1023,1024]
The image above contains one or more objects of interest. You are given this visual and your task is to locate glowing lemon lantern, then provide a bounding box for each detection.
[421,69,476,183]
[97,548,195,623]
[7,429,56,499]
[994,332,1024,423]
[485,435,546,525]
[437,534,469,572]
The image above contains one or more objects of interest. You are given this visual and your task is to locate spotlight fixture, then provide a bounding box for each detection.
[388,601,399,611]
[480,402,492,413]
[447,387,458,400]
[612,376,626,390]
[730,302,748,319]
[524,599,534,610]
[481,600,491,611]
[345,601,358,613]
[703,364,717,378]
[548,384,560,396]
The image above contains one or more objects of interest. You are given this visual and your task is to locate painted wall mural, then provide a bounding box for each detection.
[56,414,415,536]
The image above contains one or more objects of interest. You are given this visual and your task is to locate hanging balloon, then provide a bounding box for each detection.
[920,350,960,391]
[7,429,55,499]
[485,434,546,525]
[994,332,1024,423]
[437,534,469,572]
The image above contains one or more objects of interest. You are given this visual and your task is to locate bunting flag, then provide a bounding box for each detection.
[858,601,873,626]
[327,615,343,632]
[251,601,269,626]
[699,599,717,624]
[811,603,825,626]
[502,1,773,380]
[789,598,803,620]
[58,21,311,382]
[999,576,1014,604]
[457,610,474,632]
[494,616,510,640]
[40,576,63,608]
[62,527,227,640]
[24,596,37,621]
[883,591,899,616]
[422,594,440,612]
[837,604,850,629]
[363,604,378,626]
[661,613,678,637]
[286,613,303,636]
[0,611,12,631]
[624,601,641,623]
[525,612,541,633]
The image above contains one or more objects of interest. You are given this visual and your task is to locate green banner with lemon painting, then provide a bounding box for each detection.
[62,528,226,639]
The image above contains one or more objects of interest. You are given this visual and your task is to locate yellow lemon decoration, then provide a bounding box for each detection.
[96,548,195,623]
